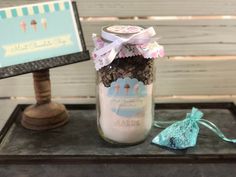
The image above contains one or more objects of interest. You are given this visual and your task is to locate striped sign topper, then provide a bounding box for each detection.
[0,1,71,19]
[0,0,88,72]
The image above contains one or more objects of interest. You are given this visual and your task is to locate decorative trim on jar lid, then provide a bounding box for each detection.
[92,25,164,71]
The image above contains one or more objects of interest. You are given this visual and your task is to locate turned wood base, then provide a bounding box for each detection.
[22,102,69,130]
[21,69,69,130]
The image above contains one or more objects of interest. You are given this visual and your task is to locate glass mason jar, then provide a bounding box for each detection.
[92,25,164,145]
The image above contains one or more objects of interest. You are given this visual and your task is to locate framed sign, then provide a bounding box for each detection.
[0,0,89,79]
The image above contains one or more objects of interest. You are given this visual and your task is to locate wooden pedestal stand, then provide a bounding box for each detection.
[21,69,69,130]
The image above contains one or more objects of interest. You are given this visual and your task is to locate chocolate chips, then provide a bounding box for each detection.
[99,55,154,87]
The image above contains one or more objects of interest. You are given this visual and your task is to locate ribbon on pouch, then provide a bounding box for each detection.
[92,27,164,70]
[152,108,236,150]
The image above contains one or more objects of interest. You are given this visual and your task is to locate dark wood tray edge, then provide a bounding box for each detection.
[0,154,236,164]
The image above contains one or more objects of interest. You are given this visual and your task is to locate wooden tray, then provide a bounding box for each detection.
[0,102,236,164]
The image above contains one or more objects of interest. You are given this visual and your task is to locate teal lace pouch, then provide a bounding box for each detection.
[152,107,236,149]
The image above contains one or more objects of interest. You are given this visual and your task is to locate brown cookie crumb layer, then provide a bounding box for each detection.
[99,55,154,87]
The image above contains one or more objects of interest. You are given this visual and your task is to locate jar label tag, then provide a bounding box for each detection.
[107,78,149,117]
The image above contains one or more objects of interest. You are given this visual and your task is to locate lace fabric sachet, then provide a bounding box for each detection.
[152,107,236,149]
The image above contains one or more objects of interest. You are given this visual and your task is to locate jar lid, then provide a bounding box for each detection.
[102,25,145,42]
